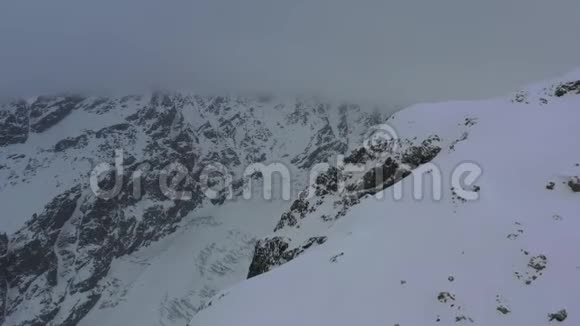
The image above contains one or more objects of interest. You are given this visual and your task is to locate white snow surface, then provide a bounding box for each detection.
[191,72,580,325]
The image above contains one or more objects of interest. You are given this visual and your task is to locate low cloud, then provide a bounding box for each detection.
[1,0,579,104]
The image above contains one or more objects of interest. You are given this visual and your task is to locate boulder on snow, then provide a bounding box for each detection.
[497,305,511,315]
[548,309,568,322]
[567,177,580,192]
[437,291,455,303]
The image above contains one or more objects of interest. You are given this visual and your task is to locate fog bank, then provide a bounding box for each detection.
[1,0,579,104]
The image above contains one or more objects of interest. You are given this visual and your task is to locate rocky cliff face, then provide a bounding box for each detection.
[246,134,442,279]
[0,93,394,325]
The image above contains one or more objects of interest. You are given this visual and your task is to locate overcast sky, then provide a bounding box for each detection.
[1,0,579,104]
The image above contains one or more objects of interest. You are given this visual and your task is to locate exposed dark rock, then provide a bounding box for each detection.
[61,293,102,326]
[515,253,548,285]
[546,182,556,190]
[343,147,375,164]
[497,305,510,315]
[0,100,29,147]
[247,236,327,278]
[2,155,204,324]
[54,134,89,152]
[250,135,442,283]
[292,122,347,168]
[528,255,548,271]
[314,166,340,196]
[30,96,84,133]
[286,102,312,125]
[567,177,580,192]
[0,233,8,255]
[362,157,400,192]
[6,186,81,289]
[401,137,441,166]
[437,292,456,303]
[95,123,132,138]
[294,140,348,169]
[274,212,298,232]
[548,309,568,322]
[513,91,528,103]
[335,195,361,219]
[463,117,477,127]
[554,80,580,97]
[0,233,7,326]
[337,104,351,138]
[455,315,474,323]
[247,237,291,278]
[274,197,310,231]
[2,186,82,324]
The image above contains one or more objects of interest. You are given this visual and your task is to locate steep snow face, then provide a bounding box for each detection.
[0,94,390,326]
[191,71,580,325]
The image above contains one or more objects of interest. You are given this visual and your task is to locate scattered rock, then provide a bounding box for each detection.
[463,117,477,127]
[455,315,474,323]
[513,91,527,103]
[451,187,467,203]
[528,255,548,271]
[548,309,568,322]
[567,177,580,192]
[546,182,555,190]
[515,254,548,285]
[497,305,511,315]
[448,276,455,282]
[438,292,456,303]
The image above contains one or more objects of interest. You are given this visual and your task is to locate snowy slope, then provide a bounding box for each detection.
[191,71,580,325]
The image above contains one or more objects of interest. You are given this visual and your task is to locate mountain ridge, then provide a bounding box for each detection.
[190,70,580,325]
[1,69,580,325]
[0,93,393,325]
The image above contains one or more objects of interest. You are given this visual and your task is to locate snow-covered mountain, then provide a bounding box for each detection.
[0,93,396,325]
[190,70,580,325]
[2,69,580,326]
